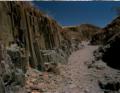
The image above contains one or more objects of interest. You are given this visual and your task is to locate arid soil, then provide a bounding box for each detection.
[25,43,120,93]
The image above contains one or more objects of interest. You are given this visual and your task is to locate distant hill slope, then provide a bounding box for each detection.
[62,24,102,42]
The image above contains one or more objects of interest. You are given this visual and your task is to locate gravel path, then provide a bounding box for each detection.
[55,45,103,93]
[26,44,120,93]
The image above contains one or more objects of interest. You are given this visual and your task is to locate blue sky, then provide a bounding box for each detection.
[33,1,120,27]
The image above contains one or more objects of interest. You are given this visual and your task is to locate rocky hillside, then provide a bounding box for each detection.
[90,16,120,45]
[90,16,120,71]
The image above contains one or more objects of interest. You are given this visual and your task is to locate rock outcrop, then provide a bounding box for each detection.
[90,16,120,70]
[0,2,73,92]
[0,1,72,72]
[90,16,120,45]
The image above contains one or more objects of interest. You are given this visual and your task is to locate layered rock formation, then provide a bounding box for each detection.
[0,2,73,93]
[0,1,70,71]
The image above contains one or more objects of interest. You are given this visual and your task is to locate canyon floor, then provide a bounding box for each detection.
[25,43,120,93]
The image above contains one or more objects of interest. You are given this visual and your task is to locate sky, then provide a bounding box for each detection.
[33,1,120,27]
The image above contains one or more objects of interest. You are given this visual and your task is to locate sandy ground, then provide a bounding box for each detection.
[26,44,120,93]
[55,45,102,93]
[56,44,120,93]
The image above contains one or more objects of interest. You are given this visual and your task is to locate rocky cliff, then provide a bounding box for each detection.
[0,2,73,93]
[0,1,70,70]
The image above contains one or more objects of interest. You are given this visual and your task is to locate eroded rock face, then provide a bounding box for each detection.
[0,1,73,72]
[0,2,77,92]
